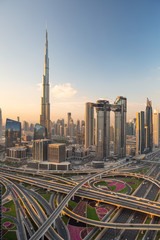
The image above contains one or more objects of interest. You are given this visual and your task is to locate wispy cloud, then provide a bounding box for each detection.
[51,83,77,99]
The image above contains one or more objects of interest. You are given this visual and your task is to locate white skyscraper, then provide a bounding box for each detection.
[40,28,51,138]
[153,109,159,148]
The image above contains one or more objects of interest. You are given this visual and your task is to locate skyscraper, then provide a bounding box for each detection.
[95,100,110,159]
[145,98,153,151]
[0,109,2,141]
[5,119,21,148]
[114,96,127,157]
[153,109,159,148]
[136,111,145,155]
[40,28,51,139]
[85,103,94,148]
[85,96,127,159]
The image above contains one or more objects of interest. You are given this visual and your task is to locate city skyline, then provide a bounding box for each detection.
[1,1,160,123]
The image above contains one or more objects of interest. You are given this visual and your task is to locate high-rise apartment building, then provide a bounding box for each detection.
[40,28,51,139]
[114,96,127,157]
[85,102,94,148]
[145,98,153,151]
[32,139,51,161]
[95,100,110,159]
[153,109,159,147]
[85,96,127,159]
[136,111,145,155]
[67,113,71,127]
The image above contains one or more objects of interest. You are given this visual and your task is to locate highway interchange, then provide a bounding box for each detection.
[1,149,160,240]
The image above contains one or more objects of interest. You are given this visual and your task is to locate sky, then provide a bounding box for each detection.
[1,0,160,124]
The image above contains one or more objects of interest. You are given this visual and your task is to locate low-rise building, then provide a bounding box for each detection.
[6,146,27,160]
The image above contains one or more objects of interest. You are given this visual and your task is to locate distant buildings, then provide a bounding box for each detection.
[40,28,51,139]
[5,118,21,148]
[136,98,153,155]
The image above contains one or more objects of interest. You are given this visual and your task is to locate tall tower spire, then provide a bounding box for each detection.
[40,28,51,138]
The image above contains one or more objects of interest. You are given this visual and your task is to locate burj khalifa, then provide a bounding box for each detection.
[40,28,51,138]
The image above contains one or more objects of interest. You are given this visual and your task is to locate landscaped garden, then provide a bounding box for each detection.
[62,197,111,240]
[2,201,16,218]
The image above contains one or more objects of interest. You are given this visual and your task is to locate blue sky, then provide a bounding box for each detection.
[1,0,160,123]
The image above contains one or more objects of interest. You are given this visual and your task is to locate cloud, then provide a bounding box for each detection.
[51,83,77,99]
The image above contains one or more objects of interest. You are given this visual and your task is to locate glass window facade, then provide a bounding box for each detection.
[5,118,21,148]
[34,123,47,140]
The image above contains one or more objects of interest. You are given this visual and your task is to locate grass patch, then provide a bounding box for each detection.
[117,177,143,193]
[137,230,146,240]
[91,230,101,240]
[87,205,99,221]
[109,185,116,191]
[95,182,108,187]
[41,192,51,202]
[1,183,6,195]
[109,208,118,221]
[2,231,17,240]
[133,167,150,174]
[68,200,77,209]
[2,218,17,230]
[145,217,151,224]
[22,182,33,189]
[118,187,128,193]
[155,230,160,240]
[62,215,69,225]
[37,189,52,202]
[3,201,16,218]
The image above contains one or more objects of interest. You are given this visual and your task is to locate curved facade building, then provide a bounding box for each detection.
[5,118,21,148]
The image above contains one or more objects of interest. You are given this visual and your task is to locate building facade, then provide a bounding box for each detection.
[32,139,51,161]
[34,123,47,140]
[95,100,110,159]
[5,118,21,148]
[85,102,94,148]
[145,98,153,151]
[114,96,127,157]
[136,111,145,155]
[48,144,66,163]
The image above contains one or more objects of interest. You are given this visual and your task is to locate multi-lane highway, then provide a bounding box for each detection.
[1,150,160,240]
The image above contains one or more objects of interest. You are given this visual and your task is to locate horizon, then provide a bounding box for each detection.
[0,1,160,124]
